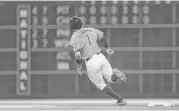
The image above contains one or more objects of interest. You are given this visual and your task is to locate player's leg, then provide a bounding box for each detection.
[113,68,127,82]
[85,55,107,90]
[97,54,126,106]
[87,70,125,105]
[100,54,117,83]
[85,54,125,105]
[87,71,124,105]
[100,54,127,83]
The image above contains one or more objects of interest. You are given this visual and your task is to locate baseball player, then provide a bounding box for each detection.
[69,16,127,106]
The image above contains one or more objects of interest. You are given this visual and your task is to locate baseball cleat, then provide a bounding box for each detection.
[113,68,127,82]
[115,99,127,106]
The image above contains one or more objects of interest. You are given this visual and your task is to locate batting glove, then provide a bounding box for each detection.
[77,65,83,76]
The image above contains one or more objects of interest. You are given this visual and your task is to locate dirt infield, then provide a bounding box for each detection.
[0,99,178,111]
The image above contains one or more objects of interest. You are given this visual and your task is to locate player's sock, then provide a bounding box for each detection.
[103,85,123,101]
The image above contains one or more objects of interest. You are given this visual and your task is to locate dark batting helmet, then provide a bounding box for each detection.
[69,16,83,30]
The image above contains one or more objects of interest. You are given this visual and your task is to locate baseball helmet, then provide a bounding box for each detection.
[69,16,83,30]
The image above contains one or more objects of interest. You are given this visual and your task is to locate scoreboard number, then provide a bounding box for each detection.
[20,19,28,28]
[21,40,27,49]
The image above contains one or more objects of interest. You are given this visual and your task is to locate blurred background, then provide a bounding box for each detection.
[0,0,178,99]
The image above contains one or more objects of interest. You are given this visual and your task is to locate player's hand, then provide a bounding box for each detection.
[77,65,83,76]
[106,48,114,55]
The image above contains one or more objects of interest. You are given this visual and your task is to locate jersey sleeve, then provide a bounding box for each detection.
[93,28,104,40]
[71,37,85,52]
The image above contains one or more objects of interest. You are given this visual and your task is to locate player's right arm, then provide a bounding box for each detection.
[75,51,83,76]
[71,37,85,75]
[94,29,114,55]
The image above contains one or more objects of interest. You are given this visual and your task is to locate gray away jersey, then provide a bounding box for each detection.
[71,28,104,60]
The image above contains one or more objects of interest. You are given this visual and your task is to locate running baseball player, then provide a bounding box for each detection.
[69,16,127,106]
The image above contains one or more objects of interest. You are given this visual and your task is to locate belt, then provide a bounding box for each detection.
[85,52,101,61]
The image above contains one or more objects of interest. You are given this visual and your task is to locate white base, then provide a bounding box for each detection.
[148,100,175,106]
